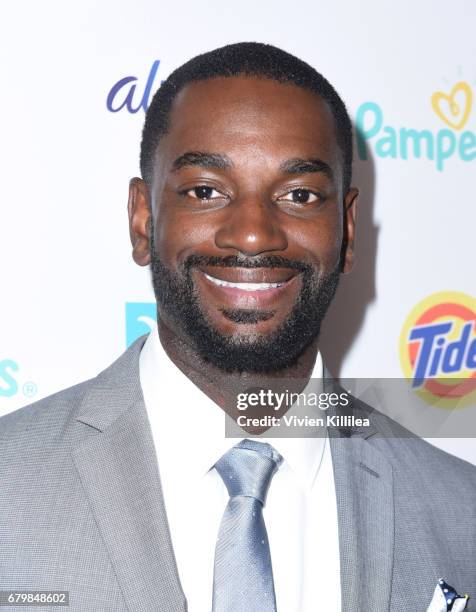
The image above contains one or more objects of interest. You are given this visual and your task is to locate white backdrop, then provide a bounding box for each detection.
[1,0,475,462]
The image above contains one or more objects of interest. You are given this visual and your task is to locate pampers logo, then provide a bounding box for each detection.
[125,302,157,347]
[356,80,475,171]
[400,291,476,407]
[0,359,37,400]
[0,359,19,398]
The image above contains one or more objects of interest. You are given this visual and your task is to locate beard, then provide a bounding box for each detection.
[149,235,340,374]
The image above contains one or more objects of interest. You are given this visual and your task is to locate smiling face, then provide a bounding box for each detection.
[129,75,357,372]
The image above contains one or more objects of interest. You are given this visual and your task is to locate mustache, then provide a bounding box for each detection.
[182,254,312,273]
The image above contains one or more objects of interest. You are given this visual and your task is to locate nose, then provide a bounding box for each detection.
[214,196,288,256]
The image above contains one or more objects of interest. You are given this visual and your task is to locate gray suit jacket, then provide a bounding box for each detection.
[1,335,475,611]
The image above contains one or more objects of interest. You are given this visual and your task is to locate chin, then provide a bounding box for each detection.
[216,320,283,340]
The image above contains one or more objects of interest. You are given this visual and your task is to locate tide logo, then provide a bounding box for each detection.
[356,79,476,171]
[400,292,476,406]
[125,302,157,347]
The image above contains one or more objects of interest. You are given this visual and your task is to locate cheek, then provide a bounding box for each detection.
[154,206,215,267]
[291,213,343,270]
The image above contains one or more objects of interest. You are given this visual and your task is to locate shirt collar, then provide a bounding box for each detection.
[139,323,326,491]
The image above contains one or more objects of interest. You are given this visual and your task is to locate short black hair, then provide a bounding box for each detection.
[140,41,353,192]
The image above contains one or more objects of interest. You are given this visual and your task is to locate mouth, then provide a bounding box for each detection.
[203,273,286,291]
[195,266,302,311]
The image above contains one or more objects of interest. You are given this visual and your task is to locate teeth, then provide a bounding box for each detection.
[204,273,284,291]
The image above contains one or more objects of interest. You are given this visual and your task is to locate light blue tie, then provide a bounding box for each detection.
[212,439,283,612]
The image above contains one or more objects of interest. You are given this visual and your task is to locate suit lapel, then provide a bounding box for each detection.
[330,434,394,612]
[325,373,395,612]
[71,338,186,612]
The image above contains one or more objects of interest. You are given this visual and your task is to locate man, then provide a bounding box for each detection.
[1,42,475,612]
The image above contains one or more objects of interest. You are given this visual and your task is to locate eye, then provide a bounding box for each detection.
[181,185,225,201]
[278,188,322,205]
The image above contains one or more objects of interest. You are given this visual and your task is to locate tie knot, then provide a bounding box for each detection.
[214,440,283,505]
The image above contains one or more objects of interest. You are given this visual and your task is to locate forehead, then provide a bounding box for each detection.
[156,75,341,176]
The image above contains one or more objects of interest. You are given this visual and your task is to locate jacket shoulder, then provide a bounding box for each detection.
[0,335,148,443]
[363,399,476,497]
[0,336,147,457]
[0,378,94,442]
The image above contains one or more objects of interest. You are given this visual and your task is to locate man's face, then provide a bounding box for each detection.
[129,76,357,372]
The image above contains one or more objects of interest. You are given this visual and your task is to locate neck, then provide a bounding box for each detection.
[157,319,320,434]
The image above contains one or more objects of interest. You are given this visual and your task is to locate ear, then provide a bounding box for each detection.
[341,187,358,274]
[128,177,151,266]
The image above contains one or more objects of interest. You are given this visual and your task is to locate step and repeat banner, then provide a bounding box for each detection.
[1,0,475,461]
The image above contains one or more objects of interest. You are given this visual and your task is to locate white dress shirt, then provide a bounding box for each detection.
[139,323,341,611]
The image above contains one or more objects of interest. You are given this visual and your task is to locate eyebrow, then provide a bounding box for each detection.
[171,151,333,180]
[279,157,334,180]
[171,151,233,172]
